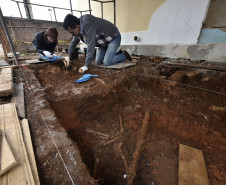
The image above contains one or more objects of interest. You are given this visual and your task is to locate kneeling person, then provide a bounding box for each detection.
[32,27,58,60]
[63,14,132,73]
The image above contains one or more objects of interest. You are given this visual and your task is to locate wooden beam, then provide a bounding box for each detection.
[0,103,35,185]
[167,62,226,72]
[21,119,40,185]
[0,60,9,66]
[0,68,13,97]
[0,25,11,53]
[127,111,150,185]
[0,134,17,176]
[11,83,25,119]
[178,144,210,185]
[0,28,9,63]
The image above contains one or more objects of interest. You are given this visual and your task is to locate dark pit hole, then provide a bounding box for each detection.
[43,72,225,185]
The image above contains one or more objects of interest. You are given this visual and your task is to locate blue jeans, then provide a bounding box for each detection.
[96,34,126,66]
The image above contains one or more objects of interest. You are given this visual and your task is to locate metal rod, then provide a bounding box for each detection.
[9,26,65,30]
[92,0,114,2]
[53,8,58,28]
[16,2,23,18]
[23,0,31,19]
[0,8,19,65]
[11,0,88,13]
[101,2,103,18]
[69,0,73,14]
[114,0,116,25]
[88,0,91,14]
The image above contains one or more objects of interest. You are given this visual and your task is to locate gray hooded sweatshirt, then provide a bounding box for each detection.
[68,14,120,68]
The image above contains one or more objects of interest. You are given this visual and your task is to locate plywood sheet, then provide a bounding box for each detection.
[178,144,210,185]
[24,59,43,64]
[0,135,17,176]
[92,62,136,69]
[21,119,40,185]
[0,103,35,185]
[0,60,9,67]
[0,68,13,97]
[11,83,25,118]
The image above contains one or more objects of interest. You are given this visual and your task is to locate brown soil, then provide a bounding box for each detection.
[12,57,226,185]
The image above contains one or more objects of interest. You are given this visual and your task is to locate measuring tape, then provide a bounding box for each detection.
[12,39,71,45]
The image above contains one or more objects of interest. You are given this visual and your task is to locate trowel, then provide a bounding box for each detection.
[74,74,98,83]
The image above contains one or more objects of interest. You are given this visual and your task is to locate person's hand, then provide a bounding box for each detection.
[43,51,53,58]
[63,56,71,68]
[79,66,88,73]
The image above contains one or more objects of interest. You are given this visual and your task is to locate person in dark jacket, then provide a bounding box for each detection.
[32,27,58,60]
[63,14,131,73]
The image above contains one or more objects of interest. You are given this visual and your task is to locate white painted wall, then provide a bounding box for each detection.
[121,0,210,45]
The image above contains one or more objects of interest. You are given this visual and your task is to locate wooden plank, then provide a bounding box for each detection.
[0,68,13,97]
[24,59,42,64]
[178,144,210,185]
[0,25,10,62]
[92,62,136,69]
[167,62,226,72]
[0,134,17,176]
[131,56,141,59]
[11,83,25,119]
[0,60,9,67]
[127,111,150,185]
[0,103,35,185]
[0,25,10,52]
[8,21,19,52]
[21,119,40,185]
[0,129,2,171]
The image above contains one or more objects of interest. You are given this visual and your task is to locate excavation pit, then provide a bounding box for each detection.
[14,59,226,185]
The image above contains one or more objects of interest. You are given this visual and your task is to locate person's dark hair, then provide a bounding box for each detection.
[63,14,80,30]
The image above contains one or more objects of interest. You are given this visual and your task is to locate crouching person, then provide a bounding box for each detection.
[32,27,58,61]
[63,14,131,73]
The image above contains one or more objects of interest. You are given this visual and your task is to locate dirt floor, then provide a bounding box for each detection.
[9,55,226,185]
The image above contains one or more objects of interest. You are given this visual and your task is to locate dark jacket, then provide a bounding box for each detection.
[32,31,57,55]
[68,14,120,68]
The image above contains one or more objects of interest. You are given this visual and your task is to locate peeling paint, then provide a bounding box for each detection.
[198,28,226,44]
[187,45,212,60]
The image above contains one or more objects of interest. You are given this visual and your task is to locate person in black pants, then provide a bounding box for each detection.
[32,27,58,60]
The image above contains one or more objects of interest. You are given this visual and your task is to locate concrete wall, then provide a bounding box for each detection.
[198,0,226,44]
[121,44,226,63]
[120,0,210,45]
[4,17,72,52]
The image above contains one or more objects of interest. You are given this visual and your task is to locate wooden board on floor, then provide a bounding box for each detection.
[0,68,13,97]
[24,59,44,64]
[178,144,210,185]
[21,119,40,185]
[166,62,226,72]
[11,83,25,119]
[0,60,9,67]
[0,134,17,176]
[0,103,35,185]
[92,62,136,69]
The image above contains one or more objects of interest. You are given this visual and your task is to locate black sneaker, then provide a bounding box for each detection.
[123,50,132,61]
[38,57,44,61]
[118,49,123,54]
